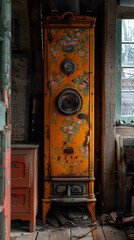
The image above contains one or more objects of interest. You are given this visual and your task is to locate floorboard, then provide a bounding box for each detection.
[36,229,52,240]
[92,226,106,240]
[14,232,37,240]
[71,227,93,240]
[37,228,70,240]
[102,226,128,240]
[50,228,70,240]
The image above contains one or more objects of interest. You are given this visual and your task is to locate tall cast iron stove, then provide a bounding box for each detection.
[42,12,96,224]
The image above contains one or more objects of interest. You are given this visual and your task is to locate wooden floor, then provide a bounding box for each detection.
[11,224,133,240]
[10,208,134,240]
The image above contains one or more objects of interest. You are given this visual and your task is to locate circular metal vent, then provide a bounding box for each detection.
[56,89,82,115]
[61,59,76,75]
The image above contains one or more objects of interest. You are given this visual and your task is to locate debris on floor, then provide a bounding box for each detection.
[96,210,134,240]
[116,212,134,230]
[46,205,91,228]
[127,231,134,240]
[99,213,114,225]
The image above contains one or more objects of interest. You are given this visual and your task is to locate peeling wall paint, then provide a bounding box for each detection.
[0,0,11,239]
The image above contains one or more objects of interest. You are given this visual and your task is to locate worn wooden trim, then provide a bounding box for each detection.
[89,26,95,199]
[117,6,134,18]
[102,0,117,211]
[44,27,50,178]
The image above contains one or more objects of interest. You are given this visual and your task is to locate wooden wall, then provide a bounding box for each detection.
[12,0,31,51]
[102,0,117,211]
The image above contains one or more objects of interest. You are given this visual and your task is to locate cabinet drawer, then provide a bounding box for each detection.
[11,154,30,187]
[11,188,29,213]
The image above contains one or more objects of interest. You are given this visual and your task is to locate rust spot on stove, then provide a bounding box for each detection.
[57,156,61,161]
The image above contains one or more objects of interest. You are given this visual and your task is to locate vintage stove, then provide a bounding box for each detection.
[42,12,96,224]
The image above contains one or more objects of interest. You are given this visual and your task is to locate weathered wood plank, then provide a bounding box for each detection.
[36,230,51,240]
[102,226,128,240]
[37,228,70,240]
[71,227,93,240]
[102,0,117,212]
[15,232,37,240]
[49,228,70,240]
[92,226,105,240]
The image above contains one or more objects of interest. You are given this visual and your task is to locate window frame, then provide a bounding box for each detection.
[116,19,134,123]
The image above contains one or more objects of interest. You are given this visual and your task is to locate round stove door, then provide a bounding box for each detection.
[56,89,82,116]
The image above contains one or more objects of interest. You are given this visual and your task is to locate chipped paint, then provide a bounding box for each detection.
[0,0,11,239]
[0,102,6,131]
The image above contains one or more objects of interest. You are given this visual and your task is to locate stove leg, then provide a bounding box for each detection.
[42,201,51,224]
[87,202,96,225]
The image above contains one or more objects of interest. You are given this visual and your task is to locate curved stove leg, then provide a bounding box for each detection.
[42,201,51,224]
[87,202,96,225]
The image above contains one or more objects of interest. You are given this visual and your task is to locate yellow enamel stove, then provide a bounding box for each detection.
[42,12,96,224]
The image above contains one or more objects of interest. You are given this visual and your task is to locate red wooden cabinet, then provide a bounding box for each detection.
[11,145,39,232]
